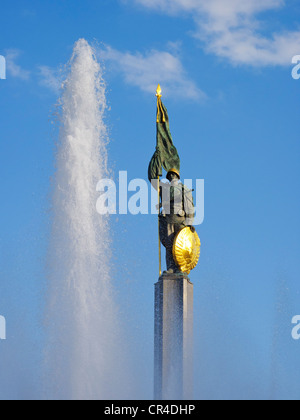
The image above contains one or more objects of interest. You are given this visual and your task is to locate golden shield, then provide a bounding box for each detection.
[173,227,201,275]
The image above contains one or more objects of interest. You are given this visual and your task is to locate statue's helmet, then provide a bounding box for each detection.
[167,168,180,181]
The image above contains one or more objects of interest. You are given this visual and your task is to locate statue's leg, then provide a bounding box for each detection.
[159,216,171,272]
[166,220,186,273]
[160,217,185,273]
[165,224,178,273]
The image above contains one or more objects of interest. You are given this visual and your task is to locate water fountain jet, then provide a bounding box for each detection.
[44,39,123,400]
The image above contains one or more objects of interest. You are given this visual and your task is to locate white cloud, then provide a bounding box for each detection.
[38,66,62,94]
[133,0,283,17]
[5,50,31,80]
[132,0,299,67]
[5,49,61,94]
[99,45,205,100]
[5,44,201,100]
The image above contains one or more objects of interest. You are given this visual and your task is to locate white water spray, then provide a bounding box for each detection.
[45,39,123,400]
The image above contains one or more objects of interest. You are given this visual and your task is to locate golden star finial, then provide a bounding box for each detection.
[156,84,162,98]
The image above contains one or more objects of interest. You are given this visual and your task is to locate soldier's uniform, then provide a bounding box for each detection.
[159,169,195,273]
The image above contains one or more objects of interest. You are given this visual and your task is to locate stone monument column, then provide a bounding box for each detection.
[154,273,194,400]
[149,85,200,401]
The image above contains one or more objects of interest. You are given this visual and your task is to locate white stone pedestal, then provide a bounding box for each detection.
[154,273,194,400]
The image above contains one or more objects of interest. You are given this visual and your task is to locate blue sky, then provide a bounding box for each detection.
[0,0,300,400]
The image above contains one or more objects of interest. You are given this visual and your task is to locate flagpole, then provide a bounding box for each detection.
[158,176,162,277]
[156,85,163,277]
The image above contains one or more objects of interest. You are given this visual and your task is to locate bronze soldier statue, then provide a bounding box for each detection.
[149,85,200,276]
[158,168,195,274]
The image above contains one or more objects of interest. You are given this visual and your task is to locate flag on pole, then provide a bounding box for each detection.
[148,85,181,182]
